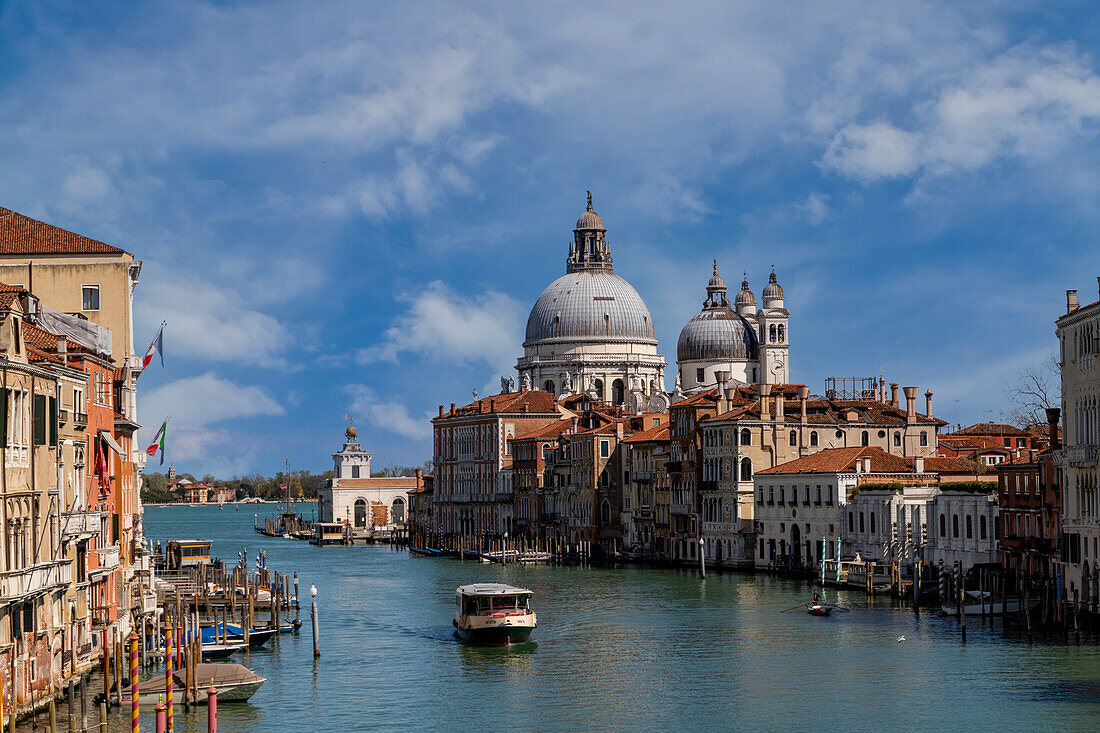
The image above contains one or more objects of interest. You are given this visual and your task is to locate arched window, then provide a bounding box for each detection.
[939,514,946,537]
[353,498,367,527]
[952,515,959,538]
[920,431,928,447]
[810,431,818,447]
[391,497,405,524]
[600,499,611,524]
[859,512,865,533]
[740,429,751,446]
[599,470,609,488]
[870,512,876,534]
[740,457,752,481]
[861,431,869,446]
[544,380,555,396]
[593,379,604,400]
[612,379,625,406]
[980,515,987,539]
[778,324,786,342]
[789,430,797,447]
[893,432,901,447]
[848,511,854,532]
[769,324,777,342]
[966,515,972,539]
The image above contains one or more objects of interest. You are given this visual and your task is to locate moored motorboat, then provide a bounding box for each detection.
[453,583,537,644]
[200,641,247,659]
[201,623,278,648]
[123,663,265,705]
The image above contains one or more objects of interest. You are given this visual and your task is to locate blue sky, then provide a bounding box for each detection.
[1,1,1098,476]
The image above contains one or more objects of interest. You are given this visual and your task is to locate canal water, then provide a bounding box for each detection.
[51,505,1100,731]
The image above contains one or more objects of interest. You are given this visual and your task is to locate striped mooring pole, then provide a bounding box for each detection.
[130,632,140,733]
[938,559,946,601]
[165,623,174,732]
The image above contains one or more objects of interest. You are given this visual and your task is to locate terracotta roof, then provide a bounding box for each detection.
[0,207,129,256]
[709,395,945,426]
[23,321,87,355]
[758,447,913,475]
[446,390,560,417]
[513,421,570,441]
[671,387,719,408]
[921,456,982,474]
[622,423,670,444]
[952,422,1030,437]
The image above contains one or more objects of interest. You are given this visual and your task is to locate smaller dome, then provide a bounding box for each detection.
[763,270,784,300]
[575,190,604,230]
[735,277,756,306]
[345,425,358,440]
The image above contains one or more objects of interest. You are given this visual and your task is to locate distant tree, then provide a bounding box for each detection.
[144,472,168,492]
[1004,353,1060,428]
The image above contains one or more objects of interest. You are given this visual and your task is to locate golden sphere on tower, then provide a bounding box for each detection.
[345,424,358,439]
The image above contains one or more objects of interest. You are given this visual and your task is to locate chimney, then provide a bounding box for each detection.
[490,398,496,413]
[889,383,899,408]
[880,377,886,403]
[774,392,785,423]
[616,422,624,439]
[903,387,917,423]
[716,370,730,413]
[438,405,444,417]
[758,383,772,420]
[924,390,933,416]
[57,337,67,366]
[798,385,809,423]
[415,468,423,488]
[914,456,924,473]
[1067,289,1079,314]
[449,403,456,415]
[570,416,579,434]
[863,456,871,474]
[1046,407,1061,450]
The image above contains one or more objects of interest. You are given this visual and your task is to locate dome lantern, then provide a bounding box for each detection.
[567,191,613,274]
[763,269,785,304]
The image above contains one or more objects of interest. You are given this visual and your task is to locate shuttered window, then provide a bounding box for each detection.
[32,393,46,446]
[0,387,7,447]
[49,395,58,447]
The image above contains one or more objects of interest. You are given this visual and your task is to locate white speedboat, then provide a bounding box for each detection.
[453,583,537,644]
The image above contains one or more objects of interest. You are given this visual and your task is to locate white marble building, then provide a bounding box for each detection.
[516,193,669,412]
[317,426,418,528]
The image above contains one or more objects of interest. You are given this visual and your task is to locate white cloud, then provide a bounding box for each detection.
[822,44,1100,181]
[137,278,291,366]
[358,281,522,377]
[141,372,285,428]
[346,385,432,441]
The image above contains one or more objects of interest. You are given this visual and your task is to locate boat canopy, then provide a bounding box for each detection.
[456,583,533,597]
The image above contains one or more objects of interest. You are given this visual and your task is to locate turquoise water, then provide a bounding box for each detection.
[57,505,1100,731]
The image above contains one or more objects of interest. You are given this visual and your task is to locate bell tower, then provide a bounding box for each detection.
[759,269,790,384]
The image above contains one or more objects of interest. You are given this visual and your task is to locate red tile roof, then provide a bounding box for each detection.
[622,423,670,443]
[446,390,561,417]
[951,421,1030,437]
[513,421,570,441]
[758,447,913,475]
[0,207,129,256]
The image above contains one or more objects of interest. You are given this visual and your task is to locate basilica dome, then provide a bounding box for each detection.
[677,308,758,361]
[524,271,656,344]
[677,261,758,362]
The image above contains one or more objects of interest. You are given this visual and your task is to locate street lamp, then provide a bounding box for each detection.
[310,583,319,657]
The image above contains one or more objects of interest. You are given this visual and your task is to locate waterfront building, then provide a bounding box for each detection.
[516,195,668,411]
[676,263,789,391]
[511,421,571,543]
[668,388,720,563]
[406,474,434,546]
[318,425,421,529]
[432,391,565,539]
[937,421,1037,466]
[995,413,1061,581]
[1055,283,1100,608]
[622,421,671,557]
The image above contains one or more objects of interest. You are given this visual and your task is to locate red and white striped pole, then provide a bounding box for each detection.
[207,682,218,733]
[130,631,139,733]
[165,623,174,732]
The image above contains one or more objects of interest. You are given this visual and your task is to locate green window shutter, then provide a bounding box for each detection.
[49,395,58,447]
[32,393,46,446]
[0,387,7,448]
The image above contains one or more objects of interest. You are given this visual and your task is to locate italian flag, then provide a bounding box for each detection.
[142,323,165,369]
[146,419,168,465]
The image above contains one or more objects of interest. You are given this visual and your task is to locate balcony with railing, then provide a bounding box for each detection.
[97,546,121,572]
[0,560,72,600]
[73,412,89,428]
[1066,445,1098,468]
[61,511,100,538]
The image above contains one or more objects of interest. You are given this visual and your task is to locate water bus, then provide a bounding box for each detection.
[453,583,537,644]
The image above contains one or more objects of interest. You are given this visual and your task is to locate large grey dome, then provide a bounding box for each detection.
[525,271,657,345]
[677,307,758,362]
